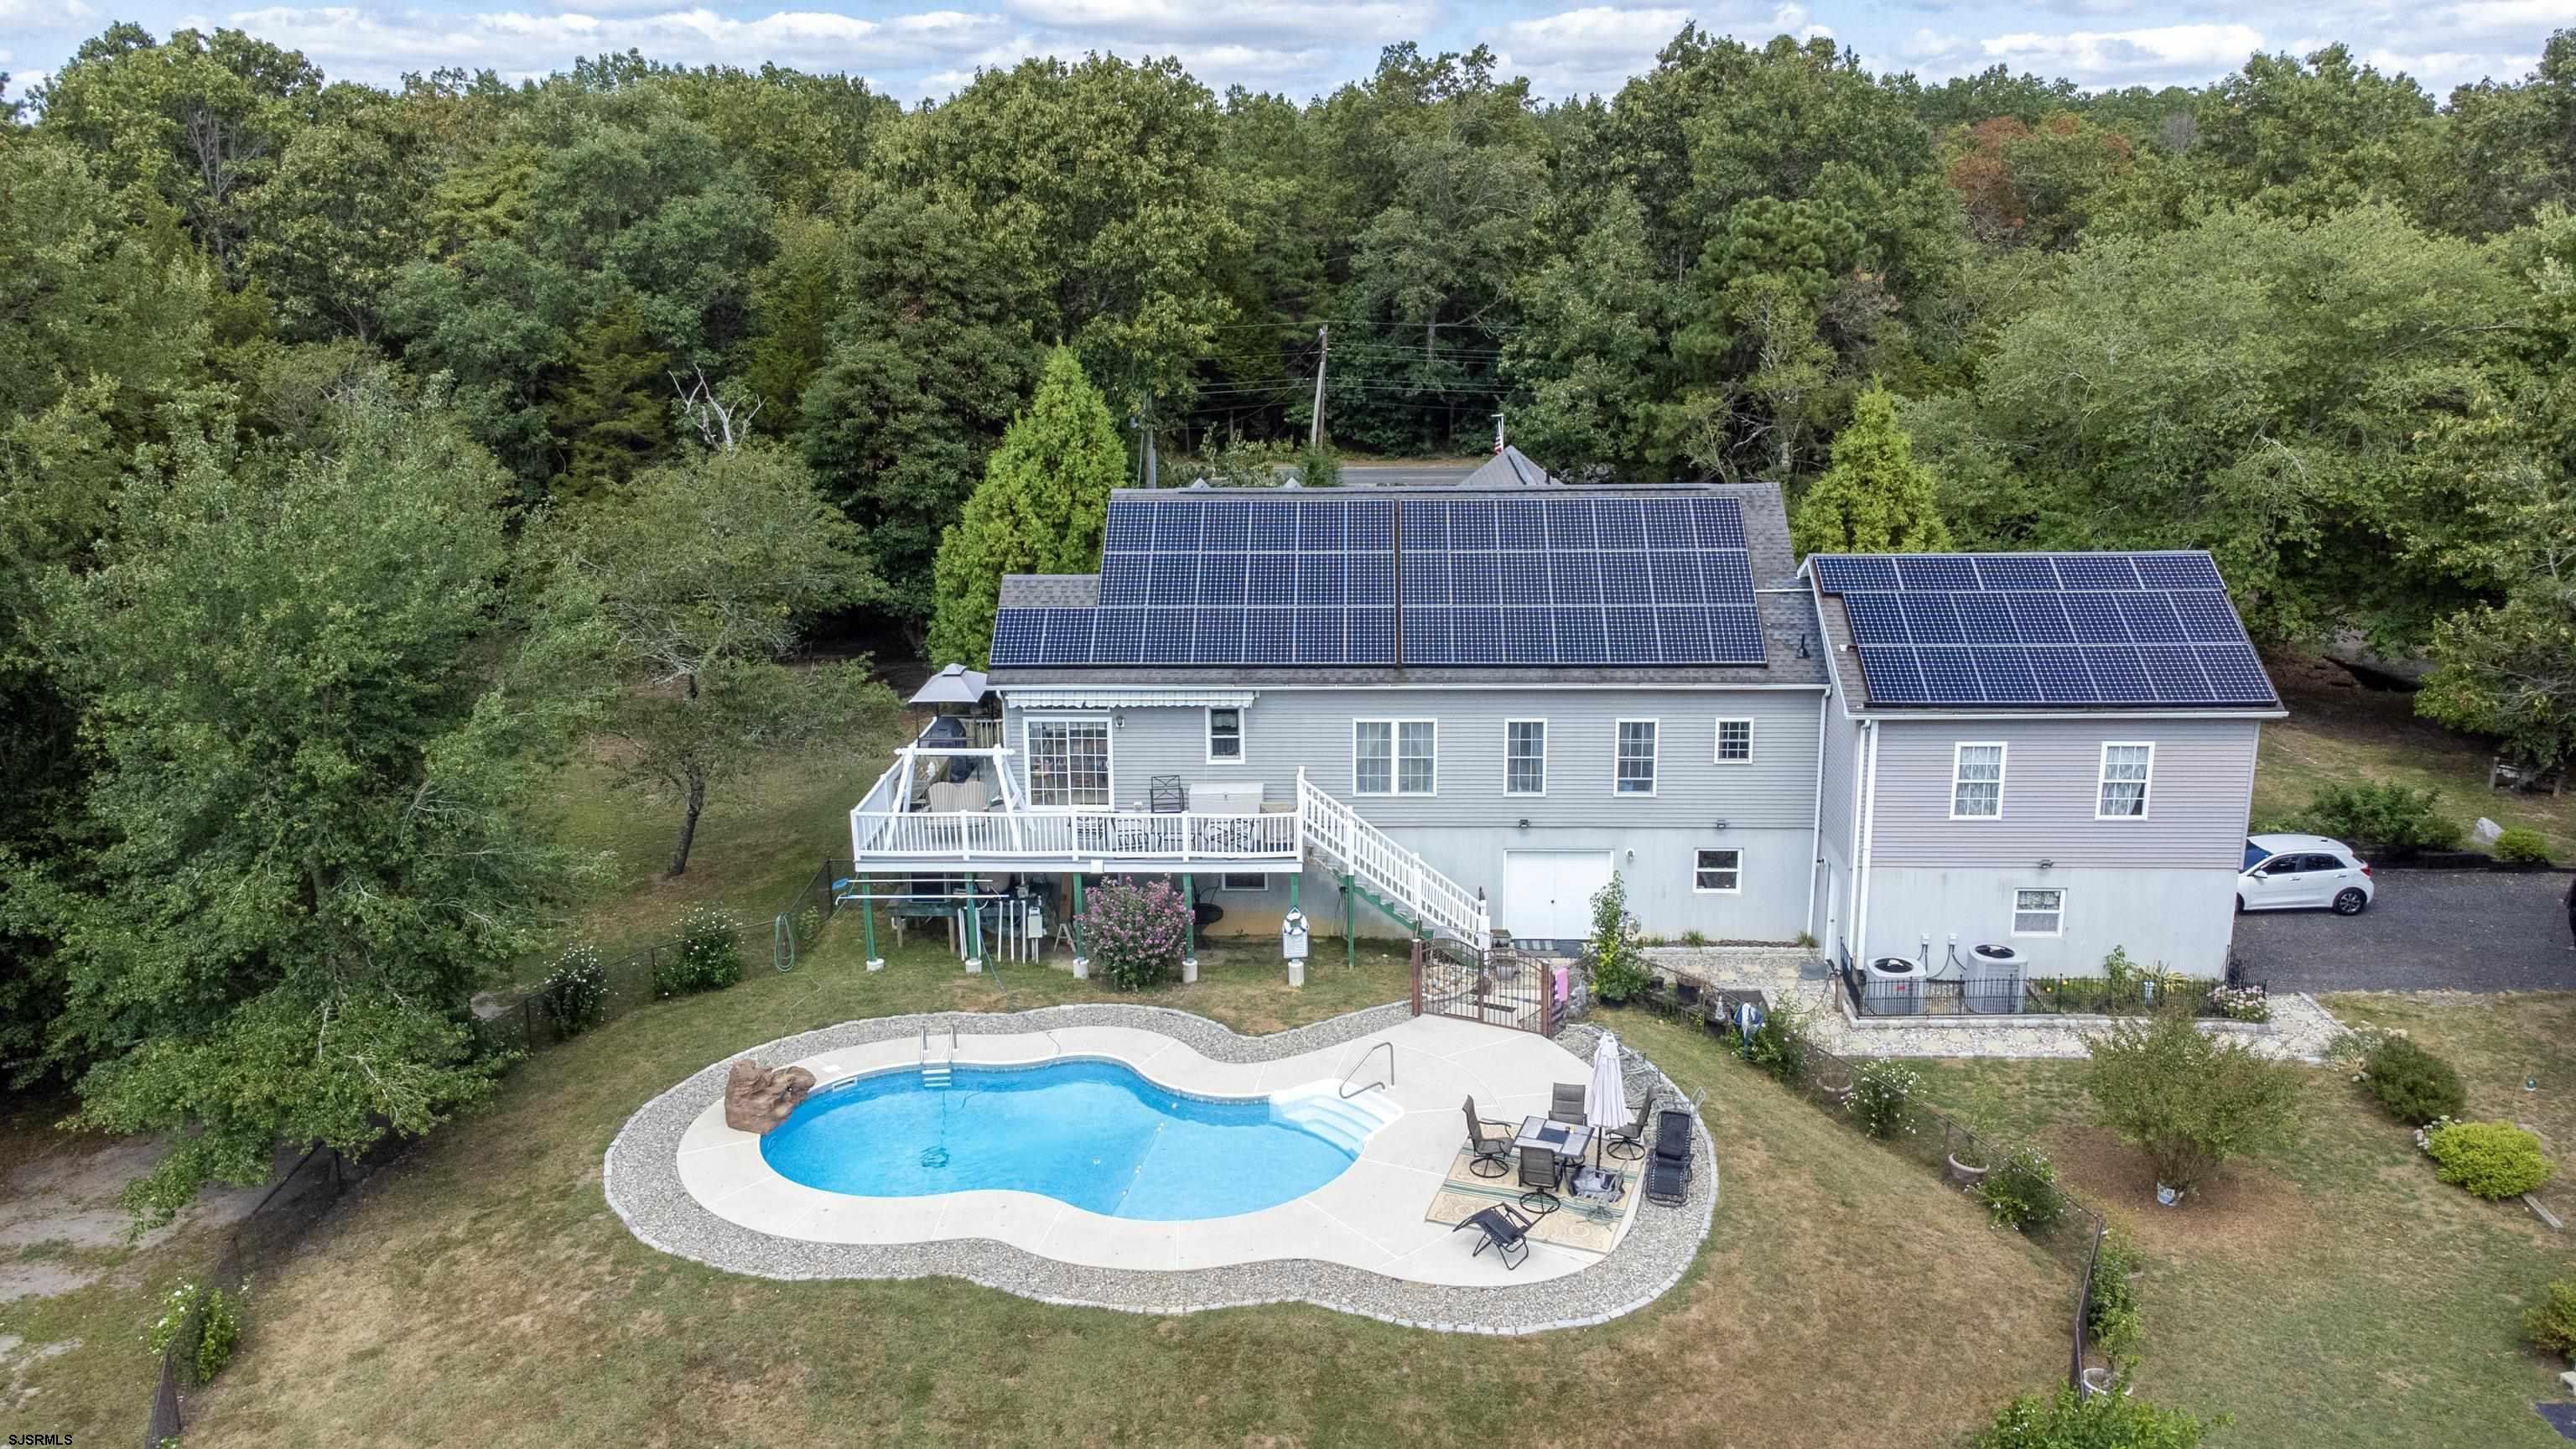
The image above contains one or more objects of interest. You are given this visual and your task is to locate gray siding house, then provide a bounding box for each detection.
[849,477,2278,983]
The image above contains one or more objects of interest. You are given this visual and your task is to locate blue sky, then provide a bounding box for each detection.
[1,1,2561,106]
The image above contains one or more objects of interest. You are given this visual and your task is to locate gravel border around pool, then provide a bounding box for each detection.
[603,1003,1715,1335]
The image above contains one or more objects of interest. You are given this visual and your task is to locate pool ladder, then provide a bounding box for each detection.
[921,1023,959,1088]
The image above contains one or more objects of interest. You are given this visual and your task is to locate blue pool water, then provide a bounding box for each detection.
[759,1060,1358,1220]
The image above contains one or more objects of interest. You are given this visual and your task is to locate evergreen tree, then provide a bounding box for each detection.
[548,295,675,501]
[1791,382,1953,556]
[927,347,1124,665]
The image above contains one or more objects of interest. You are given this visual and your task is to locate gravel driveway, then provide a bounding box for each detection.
[2231,868,2576,992]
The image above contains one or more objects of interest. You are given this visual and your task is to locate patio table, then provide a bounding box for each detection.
[1514,1115,1593,1166]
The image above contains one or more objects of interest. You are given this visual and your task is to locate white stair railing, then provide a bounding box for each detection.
[1296,768,1492,951]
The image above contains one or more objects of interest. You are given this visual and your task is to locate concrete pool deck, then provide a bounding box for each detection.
[605,1003,1716,1332]
[673,1015,1639,1286]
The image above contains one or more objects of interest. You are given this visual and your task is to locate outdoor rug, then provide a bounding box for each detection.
[1420,1147,1638,1255]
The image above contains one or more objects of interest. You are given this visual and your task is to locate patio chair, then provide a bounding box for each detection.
[1461,1098,1513,1179]
[1450,1203,1535,1271]
[1549,1082,1587,1125]
[1644,1108,1695,1207]
[1604,1092,1655,1161]
[1517,1145,1566,1215]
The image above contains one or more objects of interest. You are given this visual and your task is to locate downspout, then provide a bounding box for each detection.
[1852,719,1882,967]
[1802,688,1827,942]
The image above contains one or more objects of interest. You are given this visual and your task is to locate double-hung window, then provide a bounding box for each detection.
[2012,888,2064,937]
[1615,719,1659,795]
[1694,849,1742,893]
[1207,707,1244,764]
[1951,743,2006,819]
[2097,743,2153,818]
[1715,719,1754,764]
[1505,719,1547,795]
[1354,719,1436,795]
[1026,718,1110,808]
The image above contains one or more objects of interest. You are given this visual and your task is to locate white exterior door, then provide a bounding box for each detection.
[1501,850,1614,941]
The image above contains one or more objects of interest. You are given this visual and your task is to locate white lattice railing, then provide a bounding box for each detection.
[1295,768,1492,951]
[848,806,1300,863]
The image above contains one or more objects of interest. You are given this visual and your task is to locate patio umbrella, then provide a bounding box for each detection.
[1583,1031,1628,1168]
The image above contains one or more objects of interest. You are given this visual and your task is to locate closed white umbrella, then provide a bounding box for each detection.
[1583,1031,1628,1167]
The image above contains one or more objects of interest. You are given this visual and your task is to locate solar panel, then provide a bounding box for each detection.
[2054,554,2141,589]
[1814,556,1900,591]
[1974,555,2059,591]
[1504,608,1555,662]
[2061,594,2129,644]
[1902,593,1964,644]
[1451,608,1504,662]
[1972,647,2041,703]
[1690,496,1746,548]
[1347,554,1394,605]
[1152,503,1202,552]
[1190,610,1239,663]
[2197,644,2273,703]
[2006,594,2073,644]
[1296,499,1344,550]
[1348,609,1394,662]
[1400,500,1446,548]
[1244,609,1294,662]
[1245,558,1296,608]
[1104,500,1153,551]
[1605,607,1655,662]
[1550,553,1601,605]
[1250,499,1298,550]
[1702,552,1755,605]
[2139,645,2213,703]
[1402,553,1448,605]
[1955,594,2018,645]
[1598,553,1649,600]
[1501,553,1549,599]
[2169,590,2242,642]
[1346,498,1394,550]
[1595,499,1646,551]
[1452,553,1500,605]
[1497,499,1545,549]
[1199,500,1249,551]
[1649,552,1704,603]
[1897,556,1978,591]
[1150,555,1196,606]
[1546,497,1597,549]
[1295,608,1343,663]
[1099,553,1148,606]
[989,608,1044,666]
[1656,607,1711,661]
[1555,609,1607,662]
[1402,609,1449,663]
[2083,647,2150,699]
[1708,608,1765,661]
[1643,499,1694,550]
[1296,553,1344,606]
[1141,613,1192,664]
[1918,647,1977,699]
[1845,594,1909,645]
[1446,499,1495,550]
[1197,553,1245,605]
[1858,646,1927,703]
[2135,553,2223,590]
[2115,593,2186,642]
[2030,650,2096,704]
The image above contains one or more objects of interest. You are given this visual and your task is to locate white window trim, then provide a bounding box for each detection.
[1613,718,1660,797]
[1713,717,1755,765]
[2011,887,2065,937]
[1504,718,1548,796]
[1950,741,2007,821]
[1692,847,1744,895]
[1022,713,1113,811]
[1205,705,1246,766]
[1216,871,1268,891]
[1353,718,1437,797]
[2095,741,2153,821]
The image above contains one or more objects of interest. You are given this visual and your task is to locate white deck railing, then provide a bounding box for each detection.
[848,807,1300,863]
[1295,769,1492,951]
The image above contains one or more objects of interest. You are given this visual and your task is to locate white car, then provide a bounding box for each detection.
[2238,833,2375,915]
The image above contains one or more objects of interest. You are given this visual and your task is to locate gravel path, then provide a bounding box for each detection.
[2232,868,2576,993]
[604,1003,1715,1335]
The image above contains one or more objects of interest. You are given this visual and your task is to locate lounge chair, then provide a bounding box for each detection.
[1461,1097,1513,1179]
[1549,1082,1587,1125]
[1517,1145,1566,1215]
[1644,1108,1695,1207]
[1604,1092,1655,1161]
[1450,1203,1535,1271]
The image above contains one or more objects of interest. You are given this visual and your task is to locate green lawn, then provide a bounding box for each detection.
[1910,1004,2576,1449]
[2255,657,2575,860]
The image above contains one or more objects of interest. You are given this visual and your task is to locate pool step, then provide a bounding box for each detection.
[921,1060,953,1088]
[1270,1083,1402,1154]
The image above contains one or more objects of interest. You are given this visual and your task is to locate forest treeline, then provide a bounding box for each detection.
[2,21,2573,1211]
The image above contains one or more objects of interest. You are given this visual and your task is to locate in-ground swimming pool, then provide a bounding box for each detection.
[759,1059,1358,1220]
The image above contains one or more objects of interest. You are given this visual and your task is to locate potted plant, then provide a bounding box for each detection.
[1815,1064,1855,1103]
[1947,1139,1992,1187]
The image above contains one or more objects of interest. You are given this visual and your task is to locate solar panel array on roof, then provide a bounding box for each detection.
[1812,552,2277,708]
[1396,495,1763,666]
[990,492,1769,669]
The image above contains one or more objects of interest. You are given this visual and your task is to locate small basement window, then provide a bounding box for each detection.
[1218,872,1268,891]
[1693,848,1742,893]
[2012,888,2064,937]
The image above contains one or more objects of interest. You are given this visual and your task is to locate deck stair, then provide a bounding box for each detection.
[1270,1083,1402,1153]
[1295,769,1492,951]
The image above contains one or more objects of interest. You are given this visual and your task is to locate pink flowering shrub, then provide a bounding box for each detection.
[1081,878,1191,990]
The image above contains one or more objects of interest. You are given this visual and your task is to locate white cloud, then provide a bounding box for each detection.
[1005,0,1426,44]
[1483,3,1815,101]
[1976,22,2265,85]
[214,6,1011,85]
[0,0,93,23]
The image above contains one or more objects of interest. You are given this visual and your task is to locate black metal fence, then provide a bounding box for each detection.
[1834,953,2267,1022]
[1741,1021,2111,1391]
[144,1142,399,1448]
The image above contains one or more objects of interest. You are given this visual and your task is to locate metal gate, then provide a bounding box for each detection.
[1410,936,1556,1035]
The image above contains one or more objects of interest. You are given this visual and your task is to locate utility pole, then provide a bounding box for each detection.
[1308,324,1328,450]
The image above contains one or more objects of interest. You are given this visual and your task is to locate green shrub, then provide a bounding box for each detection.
[148,1277,247,1386]
[2494,828,2553,865]
[1078,876,1191,990]
[1851,1058,1920,1139]
[656,905,743,997]
[2425,1119,2557,1199]
[2527,1280,2576,1358]
[1978,1144,2067,1232]
[1586,874,1649,1004]
[2087,1227,2143,1362]
[2083,1010,2302,1197]
[1680,929,1710,947]
[2204,984,2271,1022]
[538,943,610,1036]
[1296,446,1341,488]
[2295,781,2463,854]
[2360,1035,2468,1125]
[1741,994,1815,1084]
[1976,1383,2214,1448]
